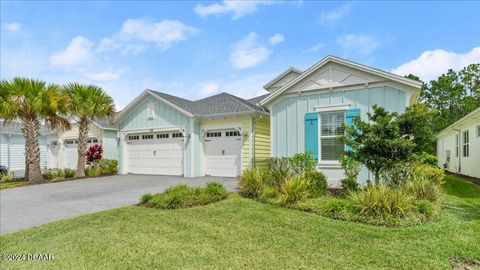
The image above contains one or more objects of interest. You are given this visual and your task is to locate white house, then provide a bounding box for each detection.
[436,107,480,179]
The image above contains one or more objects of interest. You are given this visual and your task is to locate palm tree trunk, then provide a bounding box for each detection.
[23,118,43,182]
[75,118,89,178]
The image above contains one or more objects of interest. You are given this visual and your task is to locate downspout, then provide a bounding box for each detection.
[453,128,461,173]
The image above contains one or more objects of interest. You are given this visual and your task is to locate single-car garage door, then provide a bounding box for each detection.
[64,138,98,169]
[203,129,242,177]
[127,132,184,175]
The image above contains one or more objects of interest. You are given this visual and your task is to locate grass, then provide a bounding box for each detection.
[0,181,27,189]
[1,175,479,269]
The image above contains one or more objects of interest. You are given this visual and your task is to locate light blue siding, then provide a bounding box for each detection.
[102,130,118,162]
[117,95,200,177]
[271,86,409,159]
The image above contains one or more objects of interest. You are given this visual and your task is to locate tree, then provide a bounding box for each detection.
[63,83,115,177]
[397,103,436,154]
[340,105,416,186]
[0,78,70,182]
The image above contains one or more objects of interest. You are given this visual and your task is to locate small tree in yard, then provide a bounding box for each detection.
[86,144,103,166]
[340,105,417,186]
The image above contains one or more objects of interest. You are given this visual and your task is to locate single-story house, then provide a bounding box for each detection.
[259,55,422,186]
[49,119,118,170]
[0,121,52,177]
[436,107,480,178]
[115,90,270,177]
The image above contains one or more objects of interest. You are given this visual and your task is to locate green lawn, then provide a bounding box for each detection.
[1,175,479,269]
[0,181,27,190]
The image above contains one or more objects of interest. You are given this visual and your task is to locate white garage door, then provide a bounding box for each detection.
[64,138,98,169]
[203,129,242,177]
[127,132,184,175]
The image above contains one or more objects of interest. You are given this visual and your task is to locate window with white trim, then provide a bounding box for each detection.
[462,130,469,157]
[226,131,240,137]
[128,135,139,141]
[477,126,480,137]
[455,134,459,157]
[142,134,154,140]
[157,134,169,139]
[320,111,345,161]
[206,132,221,137]
[147,103,155,119]
[172,133,183,138]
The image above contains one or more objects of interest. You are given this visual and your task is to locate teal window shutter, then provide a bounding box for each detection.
[345,108,360,151]
[305,112,318,160]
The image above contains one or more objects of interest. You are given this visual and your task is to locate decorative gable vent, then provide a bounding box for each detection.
[147,103,155,119]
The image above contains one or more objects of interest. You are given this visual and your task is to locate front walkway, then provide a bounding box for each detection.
[0,174,238,234]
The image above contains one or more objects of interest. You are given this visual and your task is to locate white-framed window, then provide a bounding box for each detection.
[87,138,99,144]
[172,133,183,138]
[128,135,139,141]
[463,130,469,157]
[206,132,221,137]
[157,134,169,139]
[455,134,459,157]
[65,139,78,145]
[319,111,345,161]
[226,131,240,137]
[142,134,154,140]
[147,103,155,119]
[477,125,480,137]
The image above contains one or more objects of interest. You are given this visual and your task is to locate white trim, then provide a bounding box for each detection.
[120,126,185,135]
[263,67,303,90]
[260,55,422,106]
[436,107,480,138]
[314,104,351,113]
[317,109,347,163]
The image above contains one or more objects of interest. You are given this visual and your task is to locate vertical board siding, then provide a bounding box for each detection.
[271,86,409,158]
[254,117,270,168]
[102,130,118,161]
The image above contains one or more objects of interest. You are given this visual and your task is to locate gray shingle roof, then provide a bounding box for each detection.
[247,93,270,106]
[149,90,268,117]
[0,120,51,134]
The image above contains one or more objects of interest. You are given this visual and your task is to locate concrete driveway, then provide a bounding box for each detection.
[0,175,238,234]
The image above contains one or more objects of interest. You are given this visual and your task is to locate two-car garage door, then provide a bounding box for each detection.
[126,132,184,175]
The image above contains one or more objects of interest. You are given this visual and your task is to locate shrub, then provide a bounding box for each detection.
[412,199,437,219]
[304,171,327,197]
[86,144,103,165]
[55,169,65,179]
[339,155,361,181]
[98,159,118,175]
[381,162,413,188]
[317,198,353,219]
[348,186,413,219]
[239,168,268,198]
[340,177,359,193]
[42,170,55,181]
[140,183,227,209]
[280,177,310,205]
[403,178,441,203]
[259,186,279,202]
[0,172,17,182]
[290,152,316,176]
[414,152,438,166]
[85,165,101,177]
[63,168,76,178]
[265,157,292,186]
[410,163,444,186]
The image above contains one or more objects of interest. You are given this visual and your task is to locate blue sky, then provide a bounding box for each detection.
[1,1,479,109]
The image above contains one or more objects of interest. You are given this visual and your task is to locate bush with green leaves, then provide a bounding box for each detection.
[304,171,327,197]
[340,177,359,193]
[280,177,310,205]
[42,170,55,181]
[348,185,413,219]
[85,165,102,177]
[265,157,292,186]
[63,168,76,178]
[98,159,118,175]
[0,172,17,182]
[414,152,438,166]
[410,163,444,186]
[403,178,441,203]
[289,152,316,176]
[239,168,268,198]
[381,162,413,188]
[140,182,227,209]
[412,199,437,219]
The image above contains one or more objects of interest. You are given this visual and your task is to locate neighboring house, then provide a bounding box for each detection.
[0,121,52,177]
[260,55,422,186]
[115,90,270,177]
[49,119,118,170]
[436,107,480,179]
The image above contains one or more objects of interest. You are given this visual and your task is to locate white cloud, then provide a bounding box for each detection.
[392,47,480,82]
[49,36,93,68]
[268,33,284,45]
[199,81,221,97]
[320,3,351,24]
[2,22,21,32]
[194,0,274,20]
[223,74,272,98]
[303,43,325,53]
[337,34,379,57]
[230,32,271,69]
[98,18,198,54]
[86,69,125,82]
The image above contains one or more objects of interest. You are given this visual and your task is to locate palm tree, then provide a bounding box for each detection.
[63,83,115,177]
[0,78,71,182]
